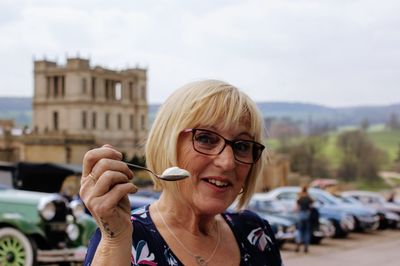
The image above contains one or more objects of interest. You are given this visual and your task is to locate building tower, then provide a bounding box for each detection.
[30,57,148,163]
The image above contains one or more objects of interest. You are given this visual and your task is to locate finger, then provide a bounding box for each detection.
[82,145,123,178]
[90,158,133,183]
[92,170,135,197]
[88,183,137,216]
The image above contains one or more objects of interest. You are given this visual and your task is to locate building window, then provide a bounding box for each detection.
[117,113,122,129]
[141,114,145,130]
[61,76,65,97]
[53,111,59,131]
[141,85,146,100]
[92,112,96,129]
[82,111,87,129]
[46,77,50,98]
[82,78,87,94]
[54,76,59,97]
[105,79,114,100]
[66,147,71,163]
[130,114,134,130]
[91,77,96,99]
[105,112,110,129]
[105,80,109,99]
[129,82,133,101]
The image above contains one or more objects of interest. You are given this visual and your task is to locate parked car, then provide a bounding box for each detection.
[342,190,400,216]
[0,161,97,265]
[248,195,335,243]
[314,190,380,232]
[133,189,161,199]
[254,187,361,237]
[253,211,296,248]
[128,194,157,210]
[341,191,400,229]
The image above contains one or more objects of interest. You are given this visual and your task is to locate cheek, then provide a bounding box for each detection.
[177,144,206,178]
[177,142,194,168]
[237,165,252,184]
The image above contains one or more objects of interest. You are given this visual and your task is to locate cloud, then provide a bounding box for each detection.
[0,0,399,107]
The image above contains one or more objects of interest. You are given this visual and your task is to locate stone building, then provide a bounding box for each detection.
[256,153,290,192]
[0,57,148,164]
[0,120,22,162]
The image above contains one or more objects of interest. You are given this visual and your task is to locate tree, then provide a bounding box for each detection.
[336,130,387,182]
[308,122,336,136]
[267,118,302,152]
[396,143,400,163]
[360,118,370,131]
[386,113,400,130]
[288,136,331,178]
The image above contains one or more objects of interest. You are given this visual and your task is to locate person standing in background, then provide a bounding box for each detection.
[295,184,313,253]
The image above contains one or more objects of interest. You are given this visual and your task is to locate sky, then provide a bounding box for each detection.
[0,0,399,107]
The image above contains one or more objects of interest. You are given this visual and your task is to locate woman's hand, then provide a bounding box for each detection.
[80,144,137,242]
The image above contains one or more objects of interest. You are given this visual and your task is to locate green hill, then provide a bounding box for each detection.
[0,97,32,127]
[1,97,400,129]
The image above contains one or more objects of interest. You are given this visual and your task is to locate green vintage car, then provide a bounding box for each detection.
[0,162,97,266]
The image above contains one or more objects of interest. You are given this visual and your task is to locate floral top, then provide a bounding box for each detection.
[84,205,283,266]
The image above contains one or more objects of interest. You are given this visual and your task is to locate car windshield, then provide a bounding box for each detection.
[362,195,385,204]
[0,170,13,188]
[311,190,341,205]
[341,196,363,205]
[252,199,287,213]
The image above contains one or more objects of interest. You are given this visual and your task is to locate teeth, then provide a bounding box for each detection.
[208,179,228,187]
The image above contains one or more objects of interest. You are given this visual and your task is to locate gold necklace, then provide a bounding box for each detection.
[155,203,221,266]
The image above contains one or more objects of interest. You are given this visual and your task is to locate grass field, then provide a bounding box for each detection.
[268,126,400,169]
[323,128,400,168]
[368,129,400,161]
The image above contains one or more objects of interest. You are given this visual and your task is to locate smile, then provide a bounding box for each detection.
[205,178,229,188]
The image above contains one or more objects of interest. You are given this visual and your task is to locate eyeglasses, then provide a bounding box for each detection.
[183,128,265,164]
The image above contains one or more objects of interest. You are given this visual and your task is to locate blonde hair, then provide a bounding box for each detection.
[145,79,266,208]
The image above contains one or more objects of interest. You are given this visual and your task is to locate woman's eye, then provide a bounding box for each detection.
[235,141,252,153]
[195,133,219,145]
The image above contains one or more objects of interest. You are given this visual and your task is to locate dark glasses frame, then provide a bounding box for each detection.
[182,128,265,164]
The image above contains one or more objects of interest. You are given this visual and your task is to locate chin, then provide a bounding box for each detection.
[198,202,230,215]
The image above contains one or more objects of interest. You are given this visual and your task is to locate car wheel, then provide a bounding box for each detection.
[311,236,322,244]
[0,227,37,266]
[330,219,348,238]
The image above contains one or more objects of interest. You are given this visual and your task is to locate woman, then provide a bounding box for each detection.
[295,185,313,253]
[80,80,283,265]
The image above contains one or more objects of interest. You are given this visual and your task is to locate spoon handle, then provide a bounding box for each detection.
[126,163,156,176]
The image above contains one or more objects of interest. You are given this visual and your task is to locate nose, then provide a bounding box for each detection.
[214,144,236,170]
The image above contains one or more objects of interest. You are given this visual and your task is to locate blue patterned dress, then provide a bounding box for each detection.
[84,205,283,266]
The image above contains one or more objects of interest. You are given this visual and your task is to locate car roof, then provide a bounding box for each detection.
[342,191,382,197]
[253,186,331,200]
[252,186,300,199]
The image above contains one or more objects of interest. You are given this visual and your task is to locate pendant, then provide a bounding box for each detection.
[195,256,208,266]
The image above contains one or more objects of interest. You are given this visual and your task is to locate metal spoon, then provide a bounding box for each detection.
[126,163,190,181]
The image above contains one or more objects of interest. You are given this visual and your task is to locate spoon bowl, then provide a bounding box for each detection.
[126,163,190,181]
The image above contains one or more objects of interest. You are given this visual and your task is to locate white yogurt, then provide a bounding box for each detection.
[161,167,190,177]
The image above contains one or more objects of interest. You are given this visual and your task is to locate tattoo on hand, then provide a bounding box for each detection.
[100,218,115,238]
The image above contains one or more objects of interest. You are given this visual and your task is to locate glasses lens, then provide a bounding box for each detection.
[233,141,252,160]
[233,141,263,164]
[193,130,223,154]
[252,143,264,162]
